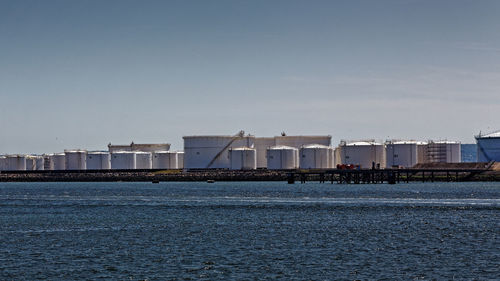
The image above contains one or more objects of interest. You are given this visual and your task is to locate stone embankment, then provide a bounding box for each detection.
[0,169,288,182]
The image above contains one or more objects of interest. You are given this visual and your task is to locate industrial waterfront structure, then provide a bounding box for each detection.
[299,144,335,169]
[2,130,495,172]
[152,151,179,169]
[229,147,257,170]
[386,140,418,168]
[65,150,87,170]
[110,151,136,170]
[426,141,461,163]
[108,142,171,153]
[476,130,500,162]
[86,152,111,170]
[183,132,255,169]
[337,140,386,169]
[254,135,332,168]
[266,146,299,170]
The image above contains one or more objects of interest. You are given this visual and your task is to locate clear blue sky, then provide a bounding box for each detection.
[1,0,499,154]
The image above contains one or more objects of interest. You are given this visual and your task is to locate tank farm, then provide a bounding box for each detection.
[1,130,500,183]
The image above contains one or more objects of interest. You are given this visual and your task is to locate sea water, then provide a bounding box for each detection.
[0,182,498,280]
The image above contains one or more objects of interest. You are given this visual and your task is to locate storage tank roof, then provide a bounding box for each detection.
[301,144,331,149]
[268,145,298,150]
[183,135,254,139]
[478,130,500,138]
[275,135,331,138]
[345,141,382,146]
[387,140,419,145]
[230,147,255,151]
[111,151,136,154]
[87,151,109,154]
[432,140,460,144]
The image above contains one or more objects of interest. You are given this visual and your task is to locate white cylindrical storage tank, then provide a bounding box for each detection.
[254,137,276,168]
[476,131,500,162]
[177,151,184,169]
[5,155,27,171]
[135,152,152,169]
[334,147,341,167]
[339,141,385,168]
[53,153,66,170]
[330,147,336,168]
[35,156,45,171]
[229,147,257,170]
[266,146,299,170]
[152,151,178,169]
[25,156,36,171]
[299,144,333,169]
[111,151,136,169]
[183,134,255,169]
[385,141,418,168]
[86,152,111,170]
[65,150,87,170]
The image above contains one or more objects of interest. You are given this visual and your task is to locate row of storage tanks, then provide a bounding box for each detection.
[183,135,462,170]
[0,150,184,171]
[0,135,463,171]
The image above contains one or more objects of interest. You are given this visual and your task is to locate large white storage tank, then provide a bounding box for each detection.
[426,141,461,163]
[299,144,334,169]
[53,153,66,170]
[338,141,386,168]
[229,147,257,170]
[86,152,111,170]
[266,146,299,170]
[35,156,44,170]
[25,156,36,171]
[135,152,152,169]
[254,137,276,168]
[65,150,87,170]
[152,151,178,169]
[183,133,255,169]
[385,141,418,168]
[475,130,500,162]
[5,155,27,171]
[177,151,184,169]
[111,152,136,169]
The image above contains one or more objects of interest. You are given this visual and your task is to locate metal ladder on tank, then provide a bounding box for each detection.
[205,131,245,169]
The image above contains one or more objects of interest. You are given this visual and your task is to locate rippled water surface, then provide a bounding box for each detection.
[1,182,499,280]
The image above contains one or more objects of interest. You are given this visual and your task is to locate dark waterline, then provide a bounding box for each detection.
[1,182,499,280]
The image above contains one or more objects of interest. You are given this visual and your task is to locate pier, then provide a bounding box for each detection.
[0,164,498,183]
[286,167,492,184]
